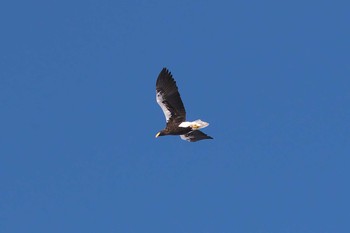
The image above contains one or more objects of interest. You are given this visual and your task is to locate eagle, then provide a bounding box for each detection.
[155,68,213,142]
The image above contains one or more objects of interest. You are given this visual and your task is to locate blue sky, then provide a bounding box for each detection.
[1,0,349,232]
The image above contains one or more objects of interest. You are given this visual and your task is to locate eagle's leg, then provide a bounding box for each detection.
[192,124,200,129]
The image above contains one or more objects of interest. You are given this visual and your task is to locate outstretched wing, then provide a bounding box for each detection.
[156,68,186,124]
[180,130,213,142]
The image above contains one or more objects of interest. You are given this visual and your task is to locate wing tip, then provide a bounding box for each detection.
[157,67,173,86]
[161,67,171,77]
[180,131,213,142]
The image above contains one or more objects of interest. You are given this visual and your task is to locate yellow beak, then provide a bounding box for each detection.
[155,132,160,138]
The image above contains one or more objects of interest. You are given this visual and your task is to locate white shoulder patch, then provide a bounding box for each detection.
[156,91,172,122]
[180,134,189,141]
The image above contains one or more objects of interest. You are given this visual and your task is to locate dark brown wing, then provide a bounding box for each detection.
[156,68,186,125]
[180,130,213,142]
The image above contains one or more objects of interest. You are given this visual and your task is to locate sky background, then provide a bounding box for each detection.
[1,0,349,232]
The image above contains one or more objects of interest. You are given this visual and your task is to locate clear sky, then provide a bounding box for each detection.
[1,1,349,232]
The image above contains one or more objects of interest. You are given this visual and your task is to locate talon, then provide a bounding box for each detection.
[192,124,200,129]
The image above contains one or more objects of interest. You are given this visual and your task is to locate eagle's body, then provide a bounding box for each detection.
[155,68,212,142]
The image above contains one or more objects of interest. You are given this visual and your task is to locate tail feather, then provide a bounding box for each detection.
[193,119,209,129]
[178,119,210,130]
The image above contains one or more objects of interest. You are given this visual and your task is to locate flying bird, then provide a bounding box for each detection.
[155,68,213,142]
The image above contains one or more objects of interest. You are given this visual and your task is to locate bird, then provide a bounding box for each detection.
[155,68,213,142]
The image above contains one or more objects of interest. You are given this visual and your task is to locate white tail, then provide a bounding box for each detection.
[193,119,209,129]
[179,119,209,130]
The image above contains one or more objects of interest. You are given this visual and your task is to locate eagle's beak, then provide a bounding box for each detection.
[155,132,160,138]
